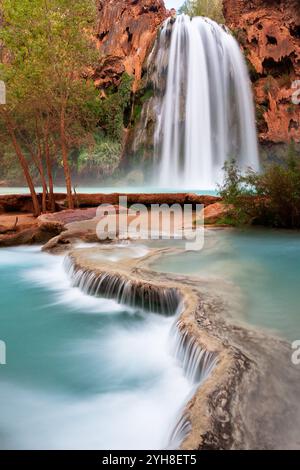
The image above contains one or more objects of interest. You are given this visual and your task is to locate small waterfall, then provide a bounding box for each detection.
[137,14,259,190]
[167,324,218,448]
[65,254,218,449]
[172,326,218,383]
[167,411,192,450]
[64,256,181,316]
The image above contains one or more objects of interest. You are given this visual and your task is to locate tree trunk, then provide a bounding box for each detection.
[4,115,41,216]
[22,142,48,213]
[38,152,48,213]
[60,105,74,209]
[44,129,55,212]
[35,122,48,213]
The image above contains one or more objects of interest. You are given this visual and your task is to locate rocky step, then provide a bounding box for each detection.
[0,193,221,214]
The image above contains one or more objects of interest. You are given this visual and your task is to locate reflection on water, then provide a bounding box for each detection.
[152,229,300,341]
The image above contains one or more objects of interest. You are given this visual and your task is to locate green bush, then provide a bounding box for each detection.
[98,73,133,141]
[219,151,300,228]
[78,136,121,178]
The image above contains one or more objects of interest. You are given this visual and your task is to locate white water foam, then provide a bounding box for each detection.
[142,15,259,190]
[0,247,192,449]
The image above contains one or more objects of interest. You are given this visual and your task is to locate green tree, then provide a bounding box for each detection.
[0,0,99,211]
[219,156,300,228]
[180,0,224,23]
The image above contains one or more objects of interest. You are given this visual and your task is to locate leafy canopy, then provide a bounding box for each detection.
[180,0,224,23]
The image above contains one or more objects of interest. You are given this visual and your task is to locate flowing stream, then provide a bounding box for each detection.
[1,229,300,449]
[0,246,192,450]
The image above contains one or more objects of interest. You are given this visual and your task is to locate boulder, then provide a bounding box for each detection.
[203,202,232,225]
[0,222,64,247]
[37,208,98,226]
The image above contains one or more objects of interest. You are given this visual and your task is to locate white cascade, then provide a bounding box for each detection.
[152,14,259,190]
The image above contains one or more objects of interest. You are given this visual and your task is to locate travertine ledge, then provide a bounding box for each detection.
[65,246,300,450]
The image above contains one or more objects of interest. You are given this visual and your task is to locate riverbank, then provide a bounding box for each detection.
[0,192,227,249]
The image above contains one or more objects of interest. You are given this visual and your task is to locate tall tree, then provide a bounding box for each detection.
[0,0,100,211]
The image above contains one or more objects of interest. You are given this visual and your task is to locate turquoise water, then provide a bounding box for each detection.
[152,229,300,341]
[1,230,299,449]
[0,186,218,196]
[0,246,190,450]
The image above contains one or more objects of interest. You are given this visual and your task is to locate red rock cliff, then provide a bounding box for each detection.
[94,0,168,92]
[223,0,300,146]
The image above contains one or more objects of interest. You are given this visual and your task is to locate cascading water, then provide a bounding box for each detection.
[65,254,218,448]
[64,256,181,316]
[139,15,259,190]
[167,325,218,448]
[172,326,217,384]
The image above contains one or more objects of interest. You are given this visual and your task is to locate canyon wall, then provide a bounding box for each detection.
[94,0,168,92]
[223,0,300,159]
[95,0,300,161]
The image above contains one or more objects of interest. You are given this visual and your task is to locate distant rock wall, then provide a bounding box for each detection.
[94,0,168,92]
[223,0,300,152]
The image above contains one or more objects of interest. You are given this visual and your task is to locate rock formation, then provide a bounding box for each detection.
[64,245,300,449]
[223,0,300,156]
[94,0,168,92]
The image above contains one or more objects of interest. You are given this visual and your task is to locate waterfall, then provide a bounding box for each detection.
[167,324,218,447]
[64,254,218,449]
[167,412,192,450]
[140,14,259,190]
[172,326,218,383]
[64,256,181,316]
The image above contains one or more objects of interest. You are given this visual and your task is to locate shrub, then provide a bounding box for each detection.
[219,151,300,228]
[98,73,133,141]
[78,135,121,179]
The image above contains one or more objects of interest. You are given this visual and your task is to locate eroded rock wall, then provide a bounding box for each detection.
[223,0,300,154]
[94,0,168,92]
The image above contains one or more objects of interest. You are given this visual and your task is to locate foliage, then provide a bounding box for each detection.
[78,134,121,178]
[219,152,300,228]
[179,0,224,23]
[132,86,154,125]
[0,149,26,182]
[98,73,133,142]
[0,0,100,208]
